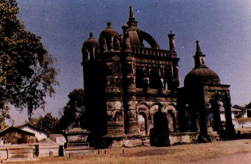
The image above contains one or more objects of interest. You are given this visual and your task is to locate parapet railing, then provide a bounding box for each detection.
[131,46,176,58]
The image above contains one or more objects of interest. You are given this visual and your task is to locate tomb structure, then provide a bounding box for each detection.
[81,6,235,147]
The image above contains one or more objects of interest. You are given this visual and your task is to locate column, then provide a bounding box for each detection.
[224,92,235,136]
[210,100,222,134]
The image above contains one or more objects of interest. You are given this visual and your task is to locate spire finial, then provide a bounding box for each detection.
[129,6,135,21]
[89,32,93,38]
[196,40,201,53]
[194,40,206,68]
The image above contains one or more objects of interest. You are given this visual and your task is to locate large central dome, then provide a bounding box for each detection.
[184,67,220,87]
[184,41,220,88]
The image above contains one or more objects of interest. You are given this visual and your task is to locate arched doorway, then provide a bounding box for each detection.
[162,105,177,132]
[137,103,150,136]
[138,112,147,136]
[153,110,169,146]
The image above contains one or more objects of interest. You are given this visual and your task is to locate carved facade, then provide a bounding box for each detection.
[81,7,235,147]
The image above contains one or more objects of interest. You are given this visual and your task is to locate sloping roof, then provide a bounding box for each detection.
[220,106,241,112]
[232,104,243,109]
[15,123,48,135]
[246,102,251,109]
[231,108,242,112]
[0,126,35,136]
[50,134,64,138]
[15,123,36,129]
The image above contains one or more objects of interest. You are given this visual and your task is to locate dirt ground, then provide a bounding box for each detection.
[13,139,250,164]
[13,128,251,164]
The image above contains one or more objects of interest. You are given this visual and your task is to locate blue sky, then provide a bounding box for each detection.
[9,0,251,125]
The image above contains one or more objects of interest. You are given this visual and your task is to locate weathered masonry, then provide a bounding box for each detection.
[81,6,235,147]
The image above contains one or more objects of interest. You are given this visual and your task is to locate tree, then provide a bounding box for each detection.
[36,113,60,134]
[0,0,58,119]
[60,89,85,130]
[25,117,38,126]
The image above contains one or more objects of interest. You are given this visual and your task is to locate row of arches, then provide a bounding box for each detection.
[136,103,177,136]
[179,97,233,138]
[99,36,121,52]
[82,47,99,61]
[136,69,173,90]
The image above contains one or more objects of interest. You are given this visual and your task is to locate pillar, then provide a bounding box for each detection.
[122,24,132,52]
[198,104,210,141]
[211,100,222,134]
[224,92,235,136]
[168,31,176,52]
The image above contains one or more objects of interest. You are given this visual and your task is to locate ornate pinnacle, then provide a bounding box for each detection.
[196,40,201,53]
[89,32,93,38]
[129,6,135,21]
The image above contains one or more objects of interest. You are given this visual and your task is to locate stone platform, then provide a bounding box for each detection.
[64,146,95,156]
[0,145,38,162]
[98,132,199,148]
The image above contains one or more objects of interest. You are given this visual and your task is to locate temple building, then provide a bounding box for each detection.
[81,7,235,147]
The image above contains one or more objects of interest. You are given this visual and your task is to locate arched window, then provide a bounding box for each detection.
[136,69,144,88]
[164,79,168,90]
[150,70,162,89]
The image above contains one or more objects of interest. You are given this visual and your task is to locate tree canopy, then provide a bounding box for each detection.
[60,89,85,130]
[36,113,60,134]
[0,0,58,119]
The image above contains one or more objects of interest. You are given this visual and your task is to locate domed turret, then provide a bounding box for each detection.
[121,6,159,50]
[99,22,120,52]
[83,32,99,48]
[82,32,99,61]
[184,41,220,88]
[100,22,119,39]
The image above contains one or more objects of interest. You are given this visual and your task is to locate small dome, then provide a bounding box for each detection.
[128,30,141,46]
[184,67,220,88]
[83,32,99,48]
[100,22,119,39]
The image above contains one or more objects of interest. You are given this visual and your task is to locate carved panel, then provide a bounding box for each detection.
[115,111,123,121]
[128,101,138,110]
[107,102,115,110]
[106,77,113,87]
[127,76,135,88]
[107,110,123,121]
[127,110,137,120]
[126,62,133,73]
[105,62,113,74]
[114,101,122,109]
[113,62,121,74]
